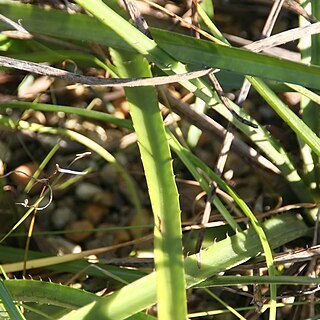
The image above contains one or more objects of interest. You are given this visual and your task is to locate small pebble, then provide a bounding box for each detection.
[75,182,102,201]
[114,229,132,256]
[82,203,106,225]
[94,191,114,207]
[114,228,131,244]
[51,207,76,229]
[100,164,118,186]
[0,159,4,176]
[65,219,94,243]
[11,162,44,194]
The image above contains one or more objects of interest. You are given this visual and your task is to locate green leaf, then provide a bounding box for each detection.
[151,28,320,90]
[4,280,100,309]
[111,50,187,319]
[0,245,145,283]
[0,280,26,320]
[249,76,320,157]
[0,101,133,130]
[197,275,320,287]
[0,0,133,52]
[59,213,308,319]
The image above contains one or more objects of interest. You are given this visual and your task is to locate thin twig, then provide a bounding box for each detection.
[262,0,285,37]
[238,0,287,111]
[283,0,317,23]
[123,0,152,38]
[0,55,218,87]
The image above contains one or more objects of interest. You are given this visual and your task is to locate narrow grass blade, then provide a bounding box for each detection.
[111,50,187,319]
[285,83,320,105]
[0,101,133,130]
[24,142,59,193]
[197,275,320,287]
[58,213,308,319]
[4,279,100,309]
[298,2,320,193]
[0,245,145,283]
[204,288,246,320]
[0,1,134,52]
[151,28,320,90]
[0,279,26,320]
[248,76,320,157]
[0,197,44,243]
[168,131,277,283]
